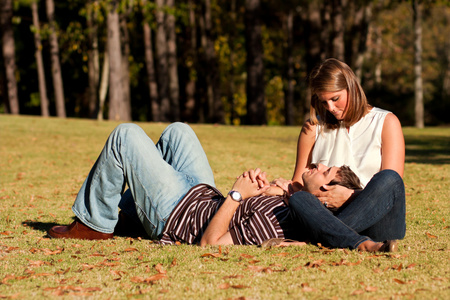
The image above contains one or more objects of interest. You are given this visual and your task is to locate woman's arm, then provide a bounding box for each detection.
[200,169,269,246]
[381,113,405,177]
[291,120,317,185]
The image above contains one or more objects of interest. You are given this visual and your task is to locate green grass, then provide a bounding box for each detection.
[0,115,449,299]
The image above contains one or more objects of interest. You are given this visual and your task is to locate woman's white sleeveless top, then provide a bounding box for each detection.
[311,107,390,187]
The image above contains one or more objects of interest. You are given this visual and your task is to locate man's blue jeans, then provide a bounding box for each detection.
[289,170,406,249]
[72,123,215,239]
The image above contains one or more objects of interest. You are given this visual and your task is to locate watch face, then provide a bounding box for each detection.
[230,191,242,201]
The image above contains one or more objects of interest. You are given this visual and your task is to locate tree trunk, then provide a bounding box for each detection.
[200,0,223,123]
[46,0,66,118]
[97,49,109,121]
[374,25,382,88]
[331,0,345,61]
[245,0,265,125]
[165,0,180,121]
[183,0,197,122]
[142,0,160,122]
[350,1,372,82]
[227,0,237,124]
[284,10,294,125]
[155,0,170,122]
[1,0,19,114]
[120,12,132,121]
[31,0,49,117]
[107,0,127,121]
[86,0,99,119]
[413,0,424,128]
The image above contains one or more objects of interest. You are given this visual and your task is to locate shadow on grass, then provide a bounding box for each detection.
[22,217,150,239]
[405,134,450,164]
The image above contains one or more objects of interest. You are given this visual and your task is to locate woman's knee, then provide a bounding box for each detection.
[372,169,404,190]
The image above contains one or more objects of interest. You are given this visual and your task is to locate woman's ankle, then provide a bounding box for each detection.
[357,240,382,252]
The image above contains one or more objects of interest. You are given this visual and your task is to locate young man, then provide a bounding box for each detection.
[48,123,360,246]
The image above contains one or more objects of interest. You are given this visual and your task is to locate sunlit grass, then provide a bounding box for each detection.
[0,115,449,299]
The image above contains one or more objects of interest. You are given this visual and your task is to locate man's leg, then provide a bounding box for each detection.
[118,122,215,238]
[67,123,213,239]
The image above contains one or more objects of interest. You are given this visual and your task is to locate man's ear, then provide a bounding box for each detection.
[319,185,327,192]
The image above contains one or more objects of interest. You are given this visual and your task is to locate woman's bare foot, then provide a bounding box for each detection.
[357,240,398,252]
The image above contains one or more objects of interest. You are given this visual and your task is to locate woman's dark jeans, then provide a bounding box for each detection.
[289,169,406,249]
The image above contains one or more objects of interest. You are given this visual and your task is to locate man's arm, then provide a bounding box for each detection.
[200,169,269,246]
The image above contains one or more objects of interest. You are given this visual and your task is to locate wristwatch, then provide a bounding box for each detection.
[228,190,243,204]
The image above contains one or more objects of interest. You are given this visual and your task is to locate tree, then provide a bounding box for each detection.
[348,0,372,82]
[166,0,180,121]
[245,0,265,125]
[107,0,130,121]
[331,0,345,61]
[155,0,170,122]
[283,9,294,125]
[142,0,160,122]
[31,0,49,117]
[413,0,424,128]
[182,0,197,122]
[1,0,19,114]
[119,0,132,121]
[46,0,66,118]
[199,0,223,123]
[86,0,100,119]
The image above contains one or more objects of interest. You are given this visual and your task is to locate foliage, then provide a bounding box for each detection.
[1,1,450,125]
[0,115,449,299]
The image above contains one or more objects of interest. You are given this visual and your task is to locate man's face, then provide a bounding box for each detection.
[302,163,339,193]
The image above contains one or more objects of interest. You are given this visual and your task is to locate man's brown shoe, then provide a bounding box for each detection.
[48,218,113,240]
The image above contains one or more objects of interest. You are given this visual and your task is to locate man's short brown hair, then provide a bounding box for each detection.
[328,165,362,190]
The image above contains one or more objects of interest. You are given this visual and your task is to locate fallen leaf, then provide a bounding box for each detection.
[365,286,378,292]
[351,289,365,295]
[272,252,289,257]
[231,284,250,289]
[240,253,254,259]
[124,248,138,252]
[154,263,166,274]
[170,258,177,267]
[373,268,381,273]
[218,283,230,290]
[223,275,244,279]
[426,232,437,238]
[201,253,221,258]
[143,274,167,283]
[393,278,406,284]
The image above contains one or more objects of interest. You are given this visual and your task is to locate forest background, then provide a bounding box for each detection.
[1,0,450,126]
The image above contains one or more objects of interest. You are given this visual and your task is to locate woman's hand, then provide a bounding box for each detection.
[314,185,355,210]
[271,178,291,192]
[261,185,285,196]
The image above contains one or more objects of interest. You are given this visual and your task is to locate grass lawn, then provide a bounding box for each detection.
[0,115,449,299]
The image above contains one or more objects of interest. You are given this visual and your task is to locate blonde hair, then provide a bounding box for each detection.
[308,58,370,129]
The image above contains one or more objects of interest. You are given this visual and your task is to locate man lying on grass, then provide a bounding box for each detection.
[48,123,386,251]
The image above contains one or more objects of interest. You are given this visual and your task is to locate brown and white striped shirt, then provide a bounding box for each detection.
[158,184,292,245]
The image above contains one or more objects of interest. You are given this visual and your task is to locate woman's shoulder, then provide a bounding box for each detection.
[368,107,391,117]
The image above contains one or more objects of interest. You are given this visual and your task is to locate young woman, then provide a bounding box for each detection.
[275,58,406,252]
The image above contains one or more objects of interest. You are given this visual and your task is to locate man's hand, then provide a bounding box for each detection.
[235,168,270,199]
[314,185,354,210]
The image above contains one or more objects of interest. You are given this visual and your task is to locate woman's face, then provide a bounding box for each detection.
[317,89,348,120]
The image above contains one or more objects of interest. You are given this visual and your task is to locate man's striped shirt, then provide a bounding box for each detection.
[158,184,292,245]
